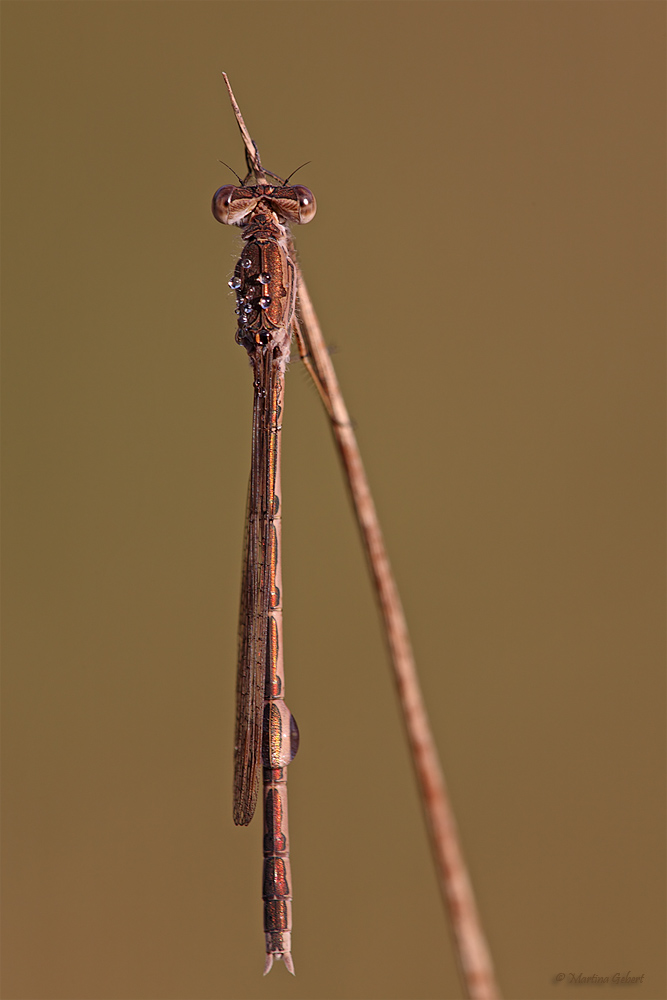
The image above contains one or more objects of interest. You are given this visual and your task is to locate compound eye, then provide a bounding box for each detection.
[212,185,236,225]
[293,186,317,224]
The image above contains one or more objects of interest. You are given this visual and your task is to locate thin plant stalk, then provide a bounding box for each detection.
[295,277,500,1000]
[221,72,500,1000]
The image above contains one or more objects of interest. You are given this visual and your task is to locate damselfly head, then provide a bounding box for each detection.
[212,184,317,227]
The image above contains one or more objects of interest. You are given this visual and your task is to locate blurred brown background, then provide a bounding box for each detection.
[2,3,664,999]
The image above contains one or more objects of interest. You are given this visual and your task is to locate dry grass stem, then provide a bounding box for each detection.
[295,275,500,1000]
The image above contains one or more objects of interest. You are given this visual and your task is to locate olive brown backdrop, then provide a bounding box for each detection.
[2,3,665,999]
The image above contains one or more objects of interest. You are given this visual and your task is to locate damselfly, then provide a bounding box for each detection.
[212,75,316,976]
